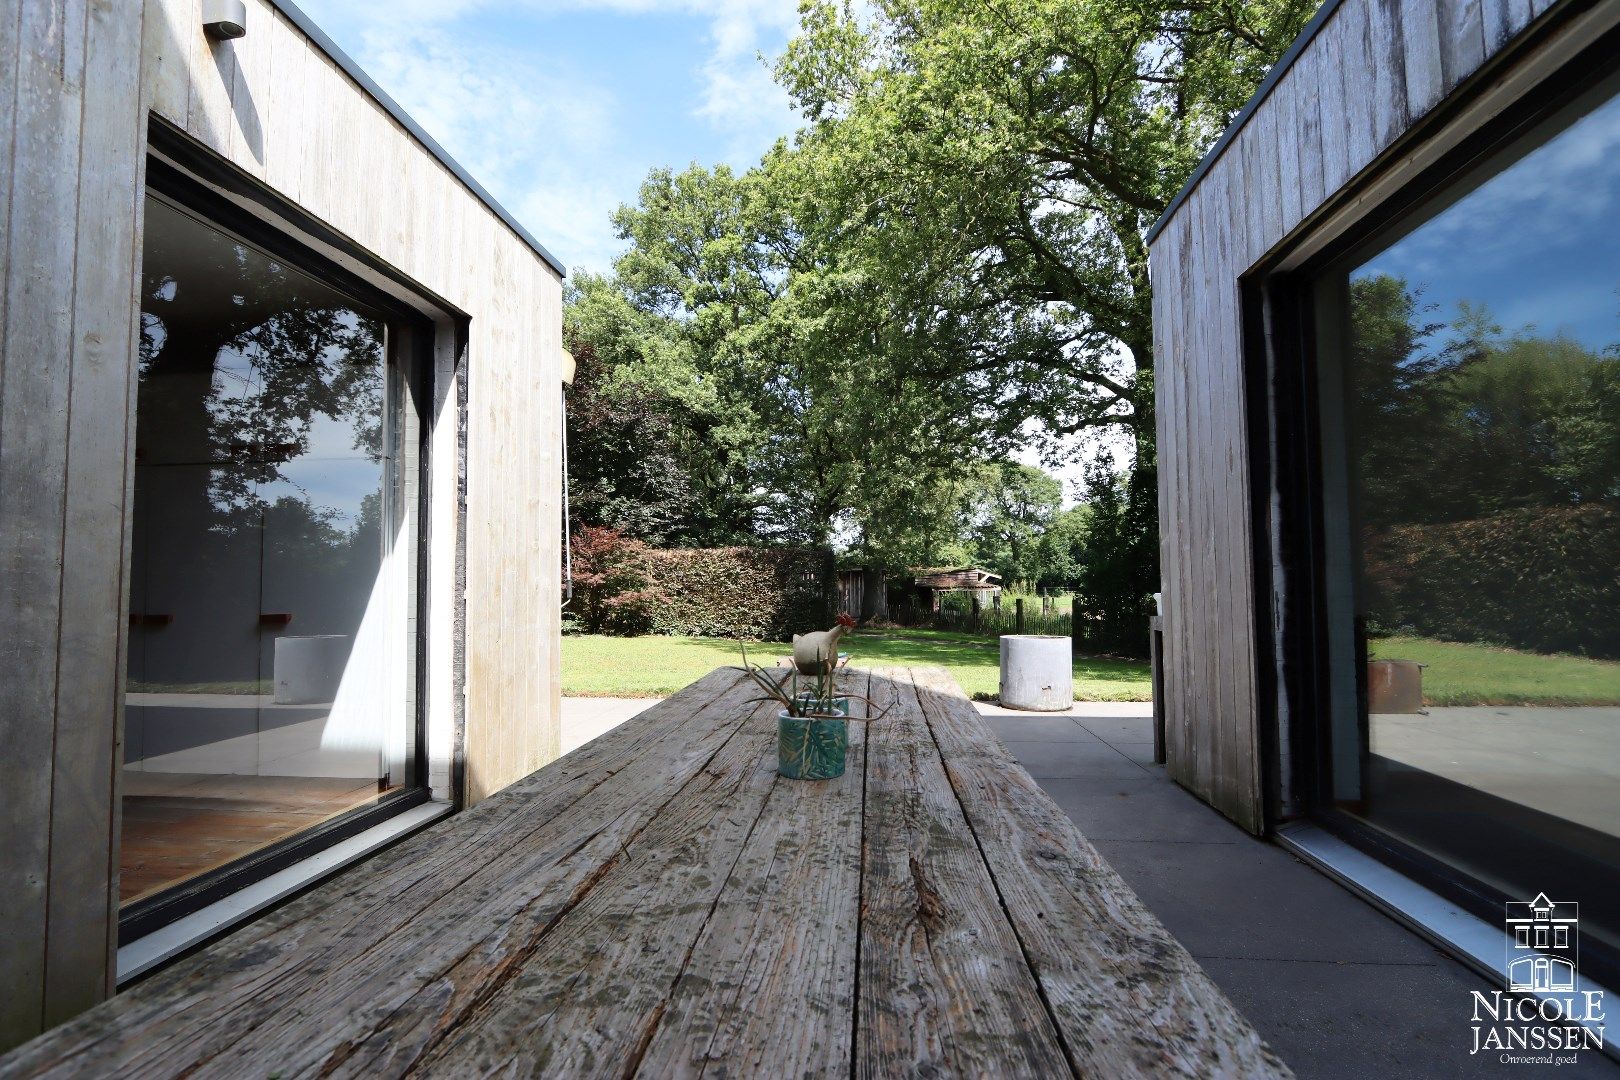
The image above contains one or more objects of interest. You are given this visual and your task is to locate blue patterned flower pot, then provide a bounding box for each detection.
[778,710,848,780]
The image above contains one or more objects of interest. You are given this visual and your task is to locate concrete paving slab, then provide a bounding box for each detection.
[560,697,660,756]
[995,714,1620,1077]
[1110,742,1161,766]
[998,740,1150,780]
[1039,776,1246,843]
[1196,955,1618,1079]
[1090,836,1456,965]
[974,699,1153,717]
[979,713,1089,741]
[1073,714,1156,743]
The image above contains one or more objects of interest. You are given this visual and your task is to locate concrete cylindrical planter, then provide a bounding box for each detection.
[999,635,1073,711]
[778,710,848,779]
[272,634,349,704]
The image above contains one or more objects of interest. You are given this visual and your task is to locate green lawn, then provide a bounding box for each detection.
[1371,636,1620,706]
[561,627,1153,701]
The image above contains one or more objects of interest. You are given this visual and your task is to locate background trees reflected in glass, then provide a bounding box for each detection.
[1347,273,1620,658]
[123,197,404,905]
[1321,74,1620,962]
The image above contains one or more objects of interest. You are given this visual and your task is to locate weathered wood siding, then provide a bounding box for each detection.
[1150,0,1557,831]
[0,0,147,1049]
[1,0,564,1045]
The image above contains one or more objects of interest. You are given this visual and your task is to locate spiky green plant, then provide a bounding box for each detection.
[739,643,888,720]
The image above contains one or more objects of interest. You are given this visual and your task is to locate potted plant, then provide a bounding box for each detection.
[741,635,885,780]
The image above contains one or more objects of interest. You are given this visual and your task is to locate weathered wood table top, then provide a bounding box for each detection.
[2,666,1287,1078]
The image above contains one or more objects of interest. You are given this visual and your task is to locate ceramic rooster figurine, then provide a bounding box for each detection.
[791,613,857,674]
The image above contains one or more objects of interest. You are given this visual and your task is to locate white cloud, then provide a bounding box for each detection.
[541,0,800,163]
[1375,92,1620,284]
[299,0,801,273]
[352,24,631,273]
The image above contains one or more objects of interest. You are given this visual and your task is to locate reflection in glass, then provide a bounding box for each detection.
[122,196,412,904]
[1316,74,1620,960]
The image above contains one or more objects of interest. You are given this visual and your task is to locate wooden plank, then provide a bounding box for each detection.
[1167,214,1194,779]
[1250,102,1283,260]
[1438,0,1486,94]
[1184,192,1222,803]
[1205,170,1237,829]
[143,0,192,124]
[262,8,308,203]
[636,671,868,1076]
[910,669,1287,1076]
[1290,44,1327,226]
[1368,0,1409,151]
[1314,15,1353,195]
[1335,0,1378,177]
[1168,213,1200,787]
[1482,0,1534,51]
[1400,0,1446,121]
[42,0,146,1027]
[1212,159,1263,834]
[226,0,273,177]
[1272,76,1303,239]
[1206,164,1241,828]
[184,0,235,149]
[0,0,87,1048]
[0,0,20,461]
[855,668,1072,1077]
[0,670,755,1077]
[323,694,788,1076]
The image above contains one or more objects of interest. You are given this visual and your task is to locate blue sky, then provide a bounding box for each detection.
[290,0,1112,499]
[296,0,804,276]
[1352,80,1620,355]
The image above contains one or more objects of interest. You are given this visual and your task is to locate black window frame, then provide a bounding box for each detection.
[119,133,439,946]
[1246,13,1620,989]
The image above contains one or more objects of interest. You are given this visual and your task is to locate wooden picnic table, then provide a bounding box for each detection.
[0,666,1287,1078]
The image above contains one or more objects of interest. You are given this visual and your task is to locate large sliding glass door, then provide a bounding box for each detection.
[1309,67,1620,969]
[122,184,424,916]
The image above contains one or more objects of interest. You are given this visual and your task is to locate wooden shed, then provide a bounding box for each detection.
[1152,0,1620,988]
[1,0,567,1046]
[912,568,1003,611]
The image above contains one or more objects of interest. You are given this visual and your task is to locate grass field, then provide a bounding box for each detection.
[561,627,1153,701]
[562,628,1620,707]
[1371,636,1620,706]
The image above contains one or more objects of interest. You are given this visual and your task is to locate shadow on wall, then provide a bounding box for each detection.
[153,0,263,163]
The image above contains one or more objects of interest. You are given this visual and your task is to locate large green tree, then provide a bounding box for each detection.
[603,156,1005,554]
[961,461,1063,587]
[774,0,1316,465]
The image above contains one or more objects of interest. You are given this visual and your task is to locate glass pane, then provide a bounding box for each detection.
[1317,73,1620,958]
[122,196,412,906]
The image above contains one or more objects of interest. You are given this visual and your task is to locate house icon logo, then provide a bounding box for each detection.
[1506,894,1577,993]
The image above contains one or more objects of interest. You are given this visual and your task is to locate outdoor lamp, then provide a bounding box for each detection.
[202,0,247,40]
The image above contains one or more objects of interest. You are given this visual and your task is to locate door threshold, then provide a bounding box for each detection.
[117,800,452,983]
[1277,823,1616,1063]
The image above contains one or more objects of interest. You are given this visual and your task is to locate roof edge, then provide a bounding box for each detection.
[269,0,567,278]
[1144,0,1347,246]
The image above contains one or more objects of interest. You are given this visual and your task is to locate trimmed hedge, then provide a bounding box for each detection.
[643,546,832,640]
[1362,504,1620,658]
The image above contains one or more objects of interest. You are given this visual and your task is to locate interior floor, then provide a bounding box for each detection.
[119,772,384,904]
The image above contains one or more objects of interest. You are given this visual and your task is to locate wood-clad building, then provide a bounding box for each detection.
[1152,0,1620,988]
[0,0,565,1047]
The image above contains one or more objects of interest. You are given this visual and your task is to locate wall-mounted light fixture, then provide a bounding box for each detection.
[202,0,247,40]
